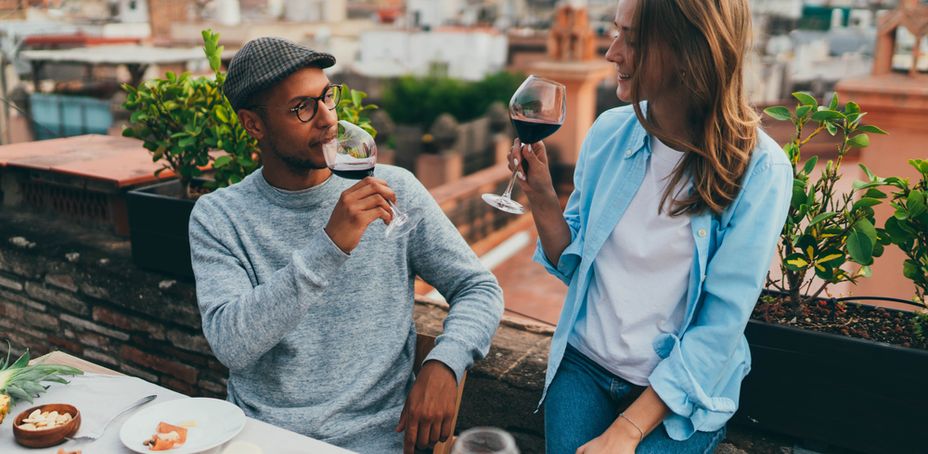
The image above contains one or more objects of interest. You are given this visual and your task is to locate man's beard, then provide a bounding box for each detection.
[268,140,327,171]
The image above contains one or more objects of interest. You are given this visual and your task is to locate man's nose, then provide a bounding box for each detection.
[315,101,337,128]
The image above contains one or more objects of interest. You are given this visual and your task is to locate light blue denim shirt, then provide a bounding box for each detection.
[534,104,793,440]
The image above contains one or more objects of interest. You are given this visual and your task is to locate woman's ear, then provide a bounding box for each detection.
[238,109,265,141]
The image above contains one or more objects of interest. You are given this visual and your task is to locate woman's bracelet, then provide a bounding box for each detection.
[618,412,644,441]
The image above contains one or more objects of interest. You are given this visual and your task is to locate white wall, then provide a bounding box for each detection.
[407,0,463,29]
[284,0,346,22]
[118,0,149,23]
[357,29,508,81]
[750,0,803,19]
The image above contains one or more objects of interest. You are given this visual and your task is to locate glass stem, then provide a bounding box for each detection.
[501,169,519,200]
[389,201,405,219]
[501,143,525,200]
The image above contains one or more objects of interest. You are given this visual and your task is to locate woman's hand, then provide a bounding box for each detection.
[509,138,556,200]
[576,422,641,454]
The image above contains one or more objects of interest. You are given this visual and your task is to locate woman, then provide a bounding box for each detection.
[511,1,793,453]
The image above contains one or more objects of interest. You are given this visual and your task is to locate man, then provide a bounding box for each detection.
[189,37,503,453]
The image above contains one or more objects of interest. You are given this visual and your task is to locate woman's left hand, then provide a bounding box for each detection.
[576,426,639,454]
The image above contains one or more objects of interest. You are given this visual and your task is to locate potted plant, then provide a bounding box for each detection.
[121,30,259,278]
[734,93,928,453]
[882,159,928,308]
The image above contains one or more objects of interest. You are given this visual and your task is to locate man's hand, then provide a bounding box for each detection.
[396,360,458,454]
[324,177,396,253]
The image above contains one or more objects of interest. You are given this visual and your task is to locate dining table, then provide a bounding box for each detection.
[1,351,355,454]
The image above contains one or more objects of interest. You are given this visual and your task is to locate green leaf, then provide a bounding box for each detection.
[909,190,927,218]
[857,124,888,135]
[6,384,31,401]
[813,261,836,281]
[791,180,808,208]
[809,211,837,226]
[853,197,882,210]
[847,226,874,266]
[213,155,233,168]
[859,163,875,181]
[801,156,818,175]
[764,106,791,121]
[903,260,919,281]
[845,101,861,115]
[853,180,885,191]
[796,105,813,119]
[10,349,29,369]
[872,240,884,259]
[784,253,810,271]
[812,110,843,122]
[826,121,838,136]
[883,216,908,240]
[848,134,870,148]
[864,188,887,199]
[793,92,818,107]
[857,218,878,241]
[178,136,196,148]
[817,250,845,264]
[829,92,839,110]
[130,110,148,123]
[910,159,928,175]
[783,142,799,164]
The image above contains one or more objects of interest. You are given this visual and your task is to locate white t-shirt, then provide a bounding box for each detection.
[569,135,695,386]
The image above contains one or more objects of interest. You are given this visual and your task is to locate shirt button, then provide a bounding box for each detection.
[625,149,633,157]
[698,229,707,238]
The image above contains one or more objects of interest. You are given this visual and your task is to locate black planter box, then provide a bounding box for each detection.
[736,308,928,454]
[126,179,196,279]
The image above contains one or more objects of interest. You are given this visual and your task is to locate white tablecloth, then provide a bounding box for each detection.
[0,374,354,454]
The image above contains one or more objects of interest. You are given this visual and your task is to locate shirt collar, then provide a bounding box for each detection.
[624,101,650,160]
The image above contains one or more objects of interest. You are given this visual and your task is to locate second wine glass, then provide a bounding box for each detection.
[323,120,420,238]
[482,75,566,214]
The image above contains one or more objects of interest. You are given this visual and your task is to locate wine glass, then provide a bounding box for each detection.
[451,427,520,454]
[322,120,420,238]
[482,75,566,214]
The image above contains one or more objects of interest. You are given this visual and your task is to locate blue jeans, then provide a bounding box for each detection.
[545,344,726,454]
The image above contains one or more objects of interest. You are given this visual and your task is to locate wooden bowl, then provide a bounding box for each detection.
[12,403,81,448]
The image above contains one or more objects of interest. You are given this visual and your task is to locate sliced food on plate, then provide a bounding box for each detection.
[143,421,189,451]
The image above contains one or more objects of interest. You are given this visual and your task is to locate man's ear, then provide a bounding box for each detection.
[238,109,266,141]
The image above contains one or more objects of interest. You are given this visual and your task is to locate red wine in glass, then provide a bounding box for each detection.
[510,118,562,146]
[324,120,421,237]
[483,75,567,214]
[331,168,374,180]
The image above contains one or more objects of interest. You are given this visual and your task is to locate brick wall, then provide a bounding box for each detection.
[147,0,189,40]
[0,0,24,18]
[0,211,227,398]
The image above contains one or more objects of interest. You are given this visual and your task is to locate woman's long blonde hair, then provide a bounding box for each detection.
[631,0,759,216]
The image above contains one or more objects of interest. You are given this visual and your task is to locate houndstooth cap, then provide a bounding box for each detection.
[224,37,335,111]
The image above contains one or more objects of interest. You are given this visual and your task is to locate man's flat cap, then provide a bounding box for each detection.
[224,37,335,111]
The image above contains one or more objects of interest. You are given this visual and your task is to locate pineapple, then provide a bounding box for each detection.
[0,342,82,425]
[0,393,9,424]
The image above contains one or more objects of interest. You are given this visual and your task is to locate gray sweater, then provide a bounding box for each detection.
[189,166,503,453]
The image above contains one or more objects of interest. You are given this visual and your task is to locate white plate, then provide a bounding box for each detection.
[119,397,246,453]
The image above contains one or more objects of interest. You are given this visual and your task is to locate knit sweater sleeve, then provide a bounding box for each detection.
[403,171,504,383]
